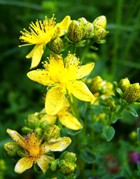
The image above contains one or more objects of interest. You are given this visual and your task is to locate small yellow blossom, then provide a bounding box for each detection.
[19,16,71,69]
[6,129,71,174]
[27,53,95,115]
[40,98,83,130]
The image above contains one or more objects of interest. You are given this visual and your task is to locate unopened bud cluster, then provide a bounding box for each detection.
[67,16,108,44]
[49,15,108,54]
[90,76,114,100]
[22,111,61,140]
[92,16,108,43]
[119,78,140,103]
[50,151,77,175]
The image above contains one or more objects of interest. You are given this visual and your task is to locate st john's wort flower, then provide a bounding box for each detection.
[5,129,71,174]
[40,98,83,130]
[19,16,71,69]
[27,53,95,115]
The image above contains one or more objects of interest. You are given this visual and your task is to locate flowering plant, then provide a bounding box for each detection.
[4,15,140,178]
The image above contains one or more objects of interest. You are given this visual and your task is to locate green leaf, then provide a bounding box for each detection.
[127,106,138,117]
[80,149,96,164]
[103,126,115,141]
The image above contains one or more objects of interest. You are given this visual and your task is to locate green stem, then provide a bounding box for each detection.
[107,101,129,125]
[68,95,79,119]
[111,0,124,79]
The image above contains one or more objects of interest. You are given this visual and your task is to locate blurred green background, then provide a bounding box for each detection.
[0,0,140,178]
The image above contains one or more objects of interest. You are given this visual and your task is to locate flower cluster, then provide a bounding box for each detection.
[5,14,140,178]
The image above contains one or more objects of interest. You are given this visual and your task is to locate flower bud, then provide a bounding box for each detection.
[67,20,84,42]
[4,142,22,157]
[50,159,59,171]
[43,125,60,141]
[49,37,64,54]
[58,160,76,175]
[93,27,108,43]
[40,120,49,130]
[60,152,77,163]
[78,18,93,39]
[119,78,130,92]
[25,113,40,129]
[90,76,103,93]
[93,15,107,29]
[21,126,33,134]
[34,127,43,139]
[124,83,140,103]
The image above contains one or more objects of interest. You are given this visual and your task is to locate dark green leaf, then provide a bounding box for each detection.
[103,126,115,141]
[127,106,138,117]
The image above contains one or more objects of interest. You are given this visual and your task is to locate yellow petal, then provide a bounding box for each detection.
[67,81,95,102]
[36,155,54,173]
[27,69,53,86]
[26,44,44,69]
[76,63,94,79]
[41,137,71,153]
[6,129,27,149]
[59,111,83,130]
[45,86,66,115]
[14,157,33,174]
[56,16,71,36]
[40,114,57,125]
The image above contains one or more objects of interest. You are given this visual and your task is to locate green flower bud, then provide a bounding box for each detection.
[25,113,40,129]
[59,160,76,175]
[93,15,107,29]
[43,125,60,141]
[40,120,49,130]
[4,142,22,157]
[60,152,77,163]
[50,159,59,171]
[119,78,130,92]
[90,76,103,92]
[49,37,64,54]
[78,18,93,38]
[93,27,108,43]
[21,126,33,134]
[124,83,140,103]
[67,20,84,42]
[78,17,87,24]
[34,127,43,139]
[84,22,94,38]
[0,160,6,171]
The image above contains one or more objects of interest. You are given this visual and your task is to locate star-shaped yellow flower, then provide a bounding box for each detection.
[27,53,95,115]
[6,129,71,174]
[19,16,71,69]
[40,98,83,130]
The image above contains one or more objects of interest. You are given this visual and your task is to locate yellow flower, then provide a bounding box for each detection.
[40,98,83,130]
[19,16,71,69]
[27,53,95,115]
[6,129,71,174]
